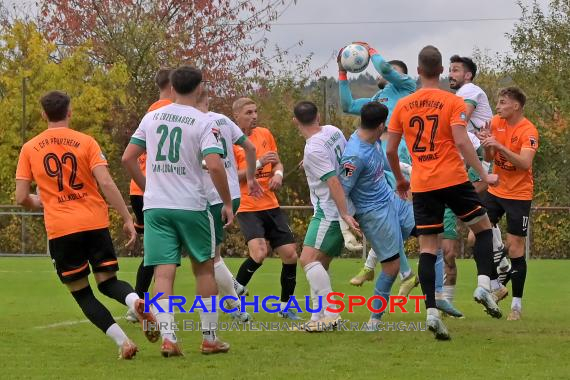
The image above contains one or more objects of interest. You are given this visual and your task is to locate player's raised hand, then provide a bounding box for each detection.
[221,203,235,228]
[248,178,264,198]
[396,178,410,200]
[337,47,347,73]
[352,41,377,55]
[123,219,137,249]
[484,173,499,187]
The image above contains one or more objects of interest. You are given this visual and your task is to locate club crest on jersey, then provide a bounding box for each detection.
[343,162,356,177]
[529,136,537,147]
[212,127,221,142]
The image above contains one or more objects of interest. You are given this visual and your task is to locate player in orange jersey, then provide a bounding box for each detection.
[127,69,174,320]
[232,98,301,320]
[480,87,539,321]
[15,91,158,359]
[387,46,502,340]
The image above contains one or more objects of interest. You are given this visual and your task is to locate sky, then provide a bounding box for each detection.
[3,0,550,78]
[262,0,550,78]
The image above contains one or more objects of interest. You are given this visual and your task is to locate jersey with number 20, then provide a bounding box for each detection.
[130,103,223,212]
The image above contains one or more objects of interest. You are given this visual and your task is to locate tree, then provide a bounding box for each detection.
[0,21,129,204]
[39,0,300,139]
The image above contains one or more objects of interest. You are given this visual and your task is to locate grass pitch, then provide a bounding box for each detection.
[1,257,569,379]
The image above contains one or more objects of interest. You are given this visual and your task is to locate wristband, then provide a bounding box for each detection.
[338,72,348,81]
[255,159,262,170]
[274,170,284,177]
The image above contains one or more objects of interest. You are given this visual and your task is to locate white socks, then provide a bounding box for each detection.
[304,261,335,319]
[214,259,241,310]
[152,298,176,343]
[443,285,455,303]
[106,323,128,347]
[491,279,502,291]
[199,297,218,342]
[477,275,491,291]
[512,297,522,311]
[125,292,139,311]
[365,249,377,270]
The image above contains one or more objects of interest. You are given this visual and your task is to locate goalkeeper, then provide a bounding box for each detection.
[338,42,418,295]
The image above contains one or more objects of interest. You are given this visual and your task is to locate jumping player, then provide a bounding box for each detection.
[387,45,502,340]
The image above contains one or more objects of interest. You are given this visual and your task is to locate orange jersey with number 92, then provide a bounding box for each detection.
[389,88,469,192]
[16,128,110,239]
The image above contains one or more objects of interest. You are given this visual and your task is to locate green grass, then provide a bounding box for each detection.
[1,257,569,379]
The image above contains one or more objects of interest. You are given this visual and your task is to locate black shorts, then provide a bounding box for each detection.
[237,207,296,249]
[413,181,487,236]
[48,228,119,283]
[483,191,531,237]
[130,195,144,234]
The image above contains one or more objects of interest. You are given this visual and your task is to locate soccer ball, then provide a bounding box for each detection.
[341,44,370,73]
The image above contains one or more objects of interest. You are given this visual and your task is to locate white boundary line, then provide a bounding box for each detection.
[34,316,126,330]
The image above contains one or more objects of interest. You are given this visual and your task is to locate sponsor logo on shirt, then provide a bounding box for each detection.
[343,162,356,177]
[529,136,537,148]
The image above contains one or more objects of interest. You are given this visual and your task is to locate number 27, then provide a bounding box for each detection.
[409,115,439,153]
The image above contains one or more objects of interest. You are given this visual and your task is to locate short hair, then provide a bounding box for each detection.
[498,86,526,107]
[232,97,256,114]
[40,91,70,122]
[293,101,318,125]
[418,45,442,79]
[450,55,477,79]
[170,66,202,95]
[360,102,388,130]
[388,60,408,75]
[155,68,173,90]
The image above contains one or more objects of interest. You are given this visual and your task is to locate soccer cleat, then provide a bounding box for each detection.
[398,273,420,296]
[507,309,522,321]
[234,283,249,297]
[229,310,252,322]
[125,308,139,323]
[278,309,302,320]
[134,299,161,343]
[426,314,451,341]
[473,286,502,319]
[160,338,183,358]
[350,267,375,286]
[200,339,230,354]
[435,298,464,318]
[118,339,138,360]
[492,285,509,303]
[364,318,381,332]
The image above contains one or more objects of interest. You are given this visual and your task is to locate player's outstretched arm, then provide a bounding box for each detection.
[365,45,415,90]
[122,144,146,191]
[15,180,42,210]
[93,166,136,248]
[205,153,234,227]
[452,125,497,185]
[339,79,372,115]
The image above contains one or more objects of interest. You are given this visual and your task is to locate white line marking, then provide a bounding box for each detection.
[34,316,126,330]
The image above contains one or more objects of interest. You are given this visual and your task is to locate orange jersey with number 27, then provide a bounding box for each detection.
[389,88,469,192]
